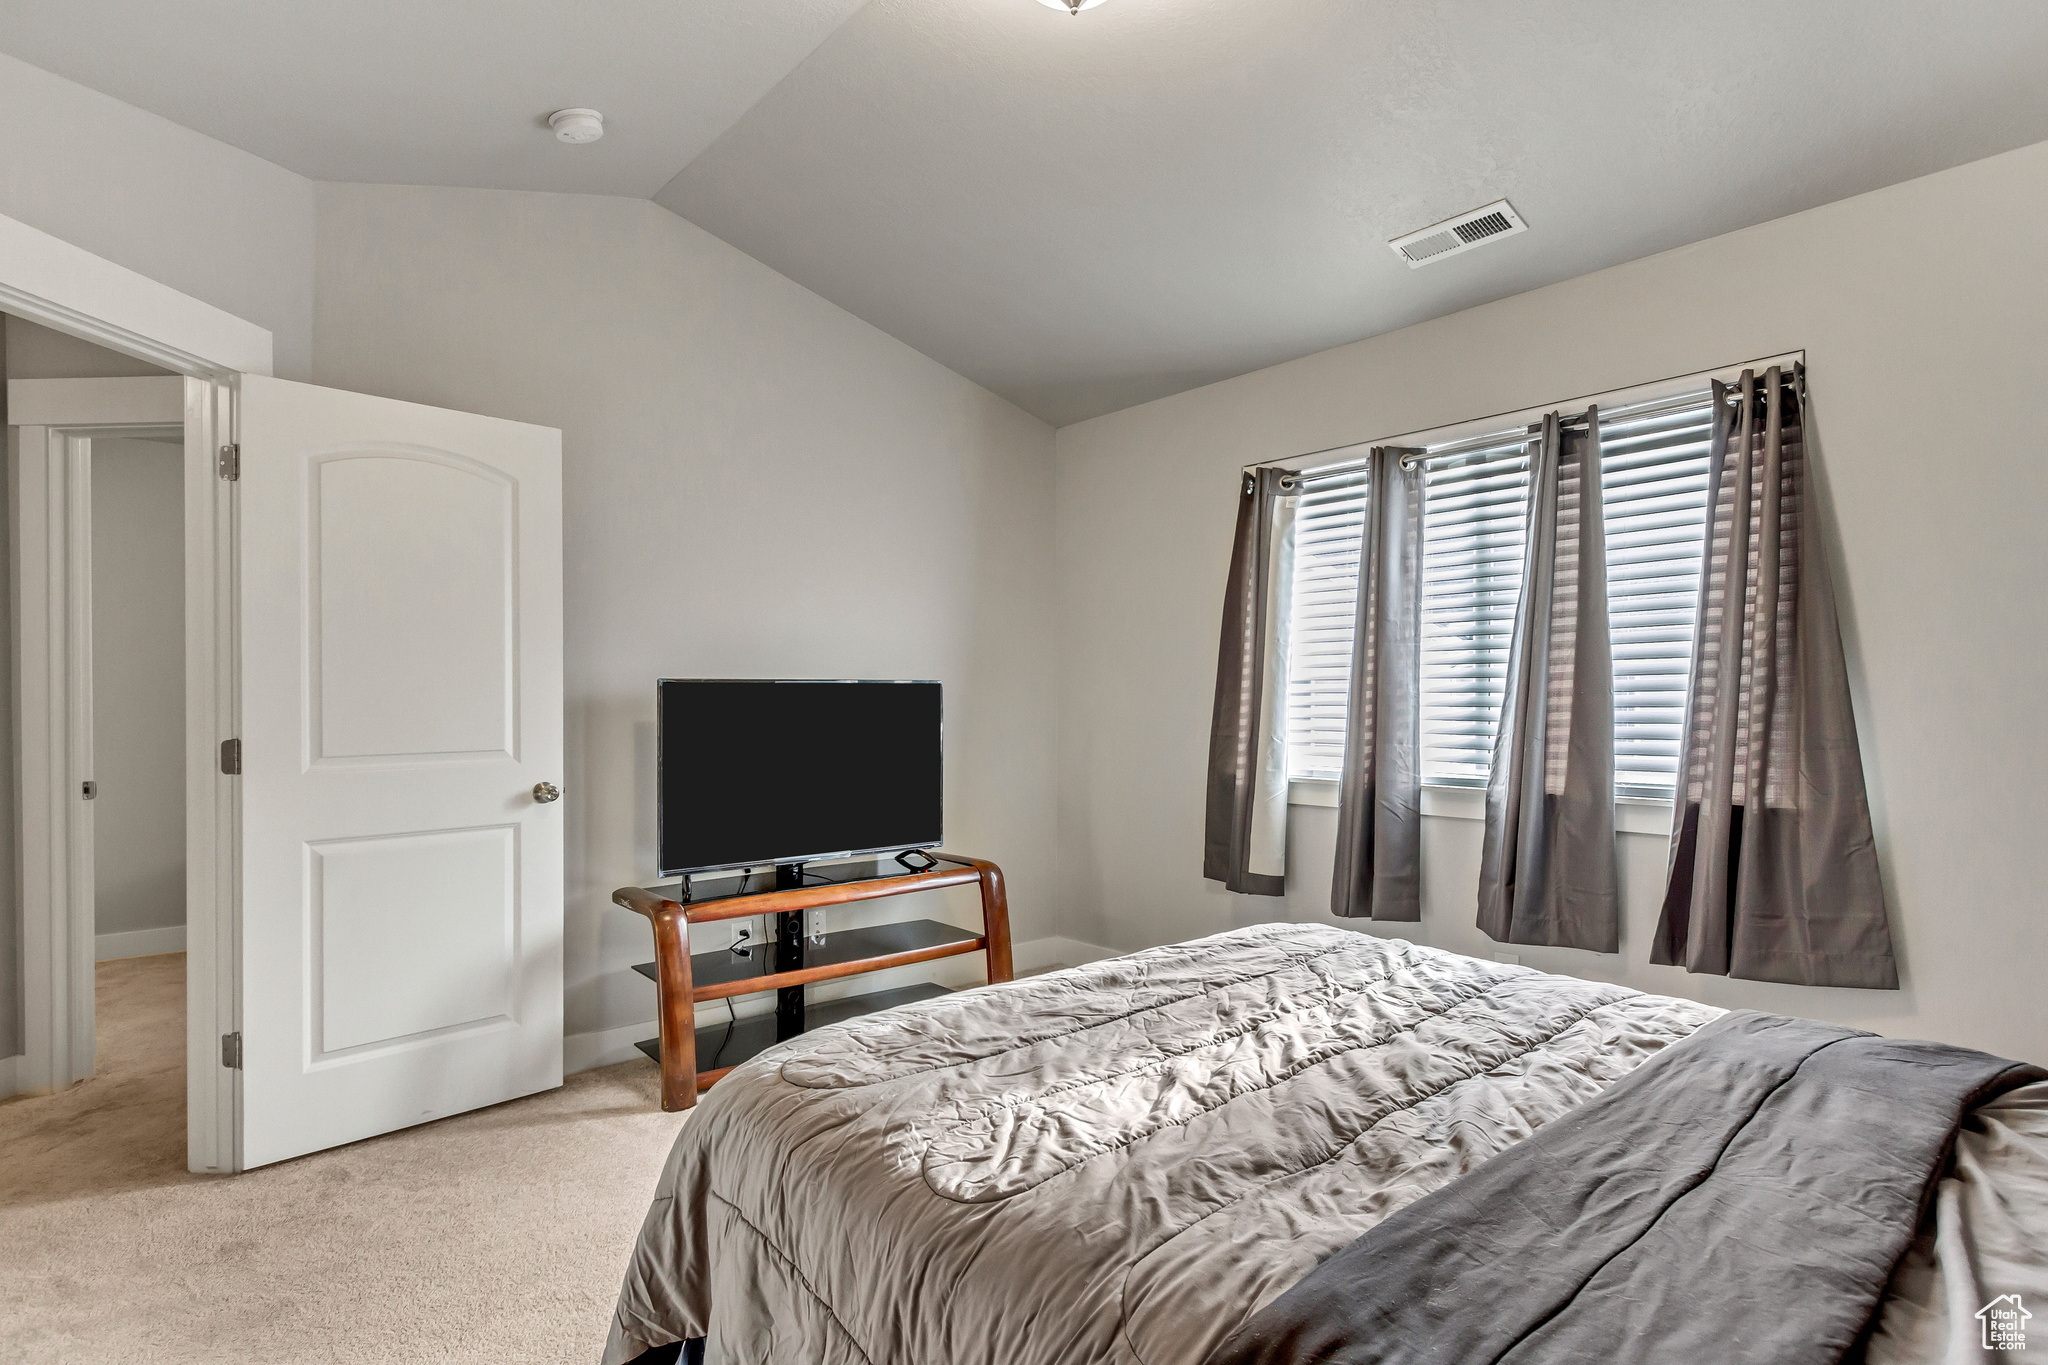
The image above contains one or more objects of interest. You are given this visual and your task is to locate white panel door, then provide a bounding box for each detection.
[237,374,562,1170]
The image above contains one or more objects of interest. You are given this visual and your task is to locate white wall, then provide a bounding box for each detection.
[0,51,314,380]
[312,184,1059,1051]
[1054,140,2048,1065]
[4,316,172,380]
[89,437,186,955]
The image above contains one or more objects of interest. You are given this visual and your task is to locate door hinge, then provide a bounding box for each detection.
[82,780,97,800]
[220,738,241,775]
[221,1031,242,1069]
[218,443,240,481]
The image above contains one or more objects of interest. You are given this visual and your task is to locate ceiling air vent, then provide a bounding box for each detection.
[1388,200,1526,269]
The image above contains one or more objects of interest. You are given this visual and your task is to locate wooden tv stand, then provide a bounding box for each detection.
[614,852,1012,1111]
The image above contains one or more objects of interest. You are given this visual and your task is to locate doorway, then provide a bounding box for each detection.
[3,209,564,1175]
[2,208,251,1173]
[1,347,193,1187]
[3,314,190,1153]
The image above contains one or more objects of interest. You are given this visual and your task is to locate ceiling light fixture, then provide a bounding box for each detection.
[1037,0,1107,13]
[548,108,605,144]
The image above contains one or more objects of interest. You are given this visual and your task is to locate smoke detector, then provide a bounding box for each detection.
[1388,200,1526,268]
[549,108,605,144]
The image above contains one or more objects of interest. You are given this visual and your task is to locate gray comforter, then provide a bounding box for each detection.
[1205,1010,2045,1365]
[603,924,2046,1364]
[605,925,1719,1363]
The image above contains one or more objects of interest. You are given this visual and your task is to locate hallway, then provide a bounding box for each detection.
[1,954,689,1363]
[2,953,186,1205]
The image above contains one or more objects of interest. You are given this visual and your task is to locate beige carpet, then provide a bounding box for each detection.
[1,953,689,1364]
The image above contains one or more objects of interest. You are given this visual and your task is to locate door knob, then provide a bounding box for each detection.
[532,781,561,803]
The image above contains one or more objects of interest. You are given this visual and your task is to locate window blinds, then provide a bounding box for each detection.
[1419,438,1533,784]
[1282,399,1714,793]
[1284,466,1370,780]
[1598,403,1713,792]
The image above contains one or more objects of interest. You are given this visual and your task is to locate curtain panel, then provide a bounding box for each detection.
[1651,365,1897,988]
[1477,410,1621,951]
[1331,448,1425,920]
[1204,466,1300,895]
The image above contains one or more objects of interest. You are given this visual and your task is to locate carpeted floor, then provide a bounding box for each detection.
[0,953,689,1364]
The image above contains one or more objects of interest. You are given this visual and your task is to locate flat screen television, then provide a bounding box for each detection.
[657,679,943,878]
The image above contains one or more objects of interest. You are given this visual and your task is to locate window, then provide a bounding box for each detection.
[1419,436,1532,784]
[1284,465,1370,780]
[1599,403,1715,792]
[1282,395,1716,795]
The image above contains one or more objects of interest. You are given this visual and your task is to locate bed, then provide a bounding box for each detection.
[603,924,2048,1364]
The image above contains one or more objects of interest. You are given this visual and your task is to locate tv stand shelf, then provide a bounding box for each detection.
[615,851,1011,1111]
[630,917,985,997]
[632,984,952,1075]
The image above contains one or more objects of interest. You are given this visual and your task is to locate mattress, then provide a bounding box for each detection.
[603,924,2046,1364]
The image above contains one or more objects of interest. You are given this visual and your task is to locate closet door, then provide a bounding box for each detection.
[235,375,563,1170]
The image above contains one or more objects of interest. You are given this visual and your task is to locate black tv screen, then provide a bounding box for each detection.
[657,679,943,877]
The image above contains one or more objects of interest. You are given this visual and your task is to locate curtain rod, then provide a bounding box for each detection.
[1339,370,1801,480]
[1398,382,1781,472]
[1255,354,1804,483]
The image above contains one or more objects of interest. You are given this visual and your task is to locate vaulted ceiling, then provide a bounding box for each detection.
[7,0,2048,425]
[0,1,869,196]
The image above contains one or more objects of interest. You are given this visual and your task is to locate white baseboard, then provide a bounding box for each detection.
[0,1052,22,1101]
[562,934,1125,1076]
[564,1017,661,1075]
[95,925,186,961]
[1013,935,1120,974]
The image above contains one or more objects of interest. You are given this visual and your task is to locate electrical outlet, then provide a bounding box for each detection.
[807,909,828,943]
[729,920,754,958]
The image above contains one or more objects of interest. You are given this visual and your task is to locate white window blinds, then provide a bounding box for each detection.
[1282,398,1715,794]
[1420,438,1533,784]
[1599,402,1713,792]
[1284,466,1369,780]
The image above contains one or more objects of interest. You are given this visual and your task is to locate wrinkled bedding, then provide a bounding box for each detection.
[604,925,1719,1364]
[1205,1010,2045,1365]
[603,924,2046,1365]
[1869,1079,2048,1364]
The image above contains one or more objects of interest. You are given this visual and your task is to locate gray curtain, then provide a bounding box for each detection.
[1204,466,1300,895]
[1477,410,1620,951]
[1651,364,1897,987]
[1331,448,1424,920]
